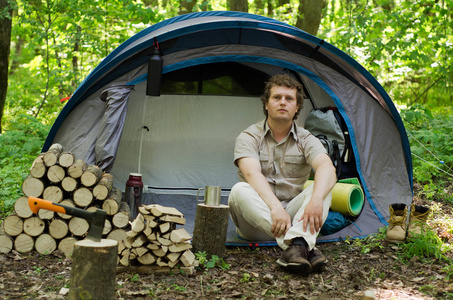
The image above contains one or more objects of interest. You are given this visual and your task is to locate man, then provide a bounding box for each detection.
[228,74,337,275]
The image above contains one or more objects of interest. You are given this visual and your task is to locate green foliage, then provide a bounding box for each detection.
[319,0,453,107]
[0,115,49,217]
[397,228,452,263]
[400,104,453,200]
[195,251,230,271]
[345,227,387,253]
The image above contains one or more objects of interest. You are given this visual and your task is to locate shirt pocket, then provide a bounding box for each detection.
[259,153,273,176]
[283,155,305,178]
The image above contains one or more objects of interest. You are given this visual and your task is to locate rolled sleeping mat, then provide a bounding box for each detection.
[304,180,364,217]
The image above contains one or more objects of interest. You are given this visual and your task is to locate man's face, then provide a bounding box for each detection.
[265,85,299,123]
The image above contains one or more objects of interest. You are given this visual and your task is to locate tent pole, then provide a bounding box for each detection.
[138,96,148,174]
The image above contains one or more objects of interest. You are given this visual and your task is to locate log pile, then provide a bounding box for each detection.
[1,143,198,274]
[0,143,131,257]
[117,204,197,272]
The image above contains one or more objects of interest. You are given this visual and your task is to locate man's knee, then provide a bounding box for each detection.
[229,182,252,206]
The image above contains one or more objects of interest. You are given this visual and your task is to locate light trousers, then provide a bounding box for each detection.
[228,182,332,250]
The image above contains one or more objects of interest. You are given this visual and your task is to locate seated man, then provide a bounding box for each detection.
[228,74,336,275]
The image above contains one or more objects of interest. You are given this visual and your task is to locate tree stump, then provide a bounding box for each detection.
[192,204,229,258]
[68,239,118,300]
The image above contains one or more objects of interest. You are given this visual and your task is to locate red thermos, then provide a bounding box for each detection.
[125,173,143,220]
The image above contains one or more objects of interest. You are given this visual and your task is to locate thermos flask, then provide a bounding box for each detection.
[125,173,143,220]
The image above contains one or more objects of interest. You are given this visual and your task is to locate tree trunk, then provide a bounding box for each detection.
[69,239,118,300]
[295,0,325,36]
[228,0,248,12]
[0,0,13,133]
[179,0,197,15]
[192,204,229,258]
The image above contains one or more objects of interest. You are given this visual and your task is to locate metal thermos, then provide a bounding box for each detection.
[125,173,143,220]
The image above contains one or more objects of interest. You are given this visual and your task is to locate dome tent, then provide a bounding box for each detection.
[43,11,413,244]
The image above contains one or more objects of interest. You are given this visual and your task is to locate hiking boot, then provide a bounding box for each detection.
[276,244,311,275]
[308,248,327,272]
[385,203,407,244]
[407,204,431,238]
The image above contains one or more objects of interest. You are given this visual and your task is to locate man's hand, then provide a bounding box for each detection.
[270,205,291,237]
[299,197,323,234]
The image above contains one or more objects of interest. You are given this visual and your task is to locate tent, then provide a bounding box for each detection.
[43,11,413,245]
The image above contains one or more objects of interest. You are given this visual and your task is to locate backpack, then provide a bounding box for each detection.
[304,107,355,179]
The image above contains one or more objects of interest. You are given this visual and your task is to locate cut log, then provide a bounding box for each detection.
[30,154,46,178]
[152,247,167,258]
[47,165,66,184]
[58,152,75,168]
[157,234,172,246]
[137,252,156,265]
[107,228,127,242]
[49,219,69,239]
[192,204,229,258]
[119,253,130,266]
[43,185,64,203]
[166,252,181,263]
[145,204,184,217]
[69,217,90,236]
[14,233,34,253]
[102,188,122,215]
[112,211,130,229]
[161,215,186,225]
[81,164,102,187]
[170,228,192,243]
[58,199,75,219]
[180,250,195,267]
[0,234,13,254]
[61,176,78,192]
[3,214,24,236]
[14,196,34,218]
[23,216,45,237]
[93,173,113,200]
[156,257,169,267]
[169,242,192,253]
[131,213,145,233]
[103,218,112,235]
[22,175,45,197]
[43,143,63,167]
[134,247,148,257]
[143,215,158,228]
[68,239,118,300]
[159,222,172,234]
[68,159,87,178]
[38,207,55,220]
[131,235,148,248]
[58,237,77,257]
[73,187,93,207]
[35,233,57,255]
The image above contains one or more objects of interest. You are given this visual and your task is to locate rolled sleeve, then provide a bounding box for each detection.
[234,132,260,166]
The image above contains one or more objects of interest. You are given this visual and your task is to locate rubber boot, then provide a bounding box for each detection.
[407,204,431,238]
[385,203,407,243]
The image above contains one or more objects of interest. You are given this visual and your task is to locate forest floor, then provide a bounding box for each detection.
[1,184,452,299]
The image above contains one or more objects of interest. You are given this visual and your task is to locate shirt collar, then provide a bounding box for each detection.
[264,120,299,142]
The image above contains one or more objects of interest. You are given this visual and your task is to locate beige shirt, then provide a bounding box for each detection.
[234,120,327,201]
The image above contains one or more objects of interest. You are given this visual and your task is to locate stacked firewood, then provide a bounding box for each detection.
[0,143,131,257]
[117,204,196,269]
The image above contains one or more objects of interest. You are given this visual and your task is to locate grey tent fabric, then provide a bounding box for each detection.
[95,86,133,172]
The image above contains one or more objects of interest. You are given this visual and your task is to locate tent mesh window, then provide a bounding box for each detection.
[161,62,270,96]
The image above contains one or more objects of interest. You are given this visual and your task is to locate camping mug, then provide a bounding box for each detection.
[197,186,221,206]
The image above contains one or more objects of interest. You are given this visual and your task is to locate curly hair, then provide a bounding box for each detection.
[260,74,305,120]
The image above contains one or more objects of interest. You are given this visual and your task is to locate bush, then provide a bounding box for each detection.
[0,115,49,217]
[400,104,453,202]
